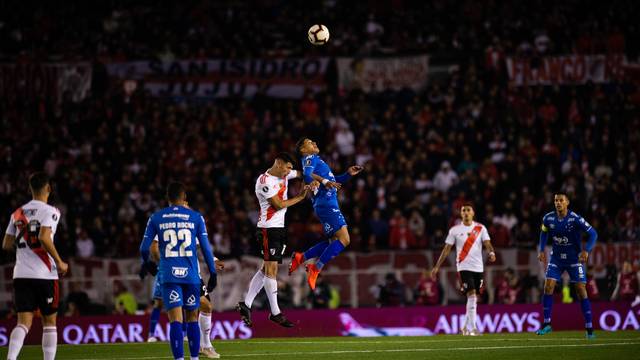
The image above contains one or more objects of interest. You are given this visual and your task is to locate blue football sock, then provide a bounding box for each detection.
[316,240,345,270]
[580,298,593,329]
[303,240,330,261]
[542,294,553,324]
[186,321,200,357]
[169,321,184,359]
[149,307,161,337]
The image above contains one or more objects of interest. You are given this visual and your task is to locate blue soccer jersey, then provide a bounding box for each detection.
[302,154,353,236]
[540,210,597,283]
[140,205,216,286]
[302,154,340,208]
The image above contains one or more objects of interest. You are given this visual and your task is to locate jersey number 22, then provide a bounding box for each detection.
[164,229,193,258]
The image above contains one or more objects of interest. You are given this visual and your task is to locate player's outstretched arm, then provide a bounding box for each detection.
[267,186,310,210]
[335,165,364,184]
[430,244,453,280]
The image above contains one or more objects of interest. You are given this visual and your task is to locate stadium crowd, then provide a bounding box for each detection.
[0,0,638,61]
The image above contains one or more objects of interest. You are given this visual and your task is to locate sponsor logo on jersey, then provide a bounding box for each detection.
[186,295,196,306]
[262,186,269,193]
[549,223,555,229]
[162,213,190,220]
[172,267,189,278]
[324,223,332,233]
[553,236,569,245]
[169,290,181,303]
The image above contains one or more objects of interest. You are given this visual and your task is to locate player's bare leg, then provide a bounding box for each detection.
[199,296,220,358]
[575,282,595,339]
[536,278,556,335]
[264,261,294,327]
[6,312,33,360]
[307,226,350,290]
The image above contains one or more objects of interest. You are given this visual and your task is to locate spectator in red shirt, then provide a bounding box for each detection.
[611,261,640,302]
[414,270,442,306]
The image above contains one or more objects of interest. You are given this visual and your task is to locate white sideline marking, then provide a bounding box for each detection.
[72,341,640,359]
[57,336,640,347]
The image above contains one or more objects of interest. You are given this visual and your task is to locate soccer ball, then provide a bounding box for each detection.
[308,24,330,46]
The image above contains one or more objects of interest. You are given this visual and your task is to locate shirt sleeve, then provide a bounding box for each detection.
[259,178,280,199]
[302,156,317,183]
[444,228,455,245]
[286,170,298,180]
[40,208,60,228]
[577,215,593,232]
[4,215,15,236]
[540,215,549,232]
[197,215,216,274]
[481,226,491,241]
[139,216,157,263]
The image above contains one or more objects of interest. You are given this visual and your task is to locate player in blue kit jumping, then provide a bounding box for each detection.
[289,137,363,290]
[536,192,598,339]
[140,182,218,360]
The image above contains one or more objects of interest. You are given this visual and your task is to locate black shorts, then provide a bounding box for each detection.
[257,227,288,263]
[458,271,484,294]
[13,278,59,315]
[200,278,210,300]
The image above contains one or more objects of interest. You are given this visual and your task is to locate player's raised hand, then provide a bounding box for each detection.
[537,252,546,263]
[348,165,364,175]
[308,180,320,192]
[430,267,439,281]
[578,250,589,264]
[57,260,69,276]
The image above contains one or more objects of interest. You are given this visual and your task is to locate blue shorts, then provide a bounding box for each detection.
[545,261,587,283]
[315,206,347,237]
[162,282,200,311]
[152,277,162,300]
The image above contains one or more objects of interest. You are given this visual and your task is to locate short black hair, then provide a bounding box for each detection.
[461,202,474,209]
[275,152,295,165]
[554,192,569,199]
[295,137,310,157]
[29,172,50,193]
[166,181,186,202]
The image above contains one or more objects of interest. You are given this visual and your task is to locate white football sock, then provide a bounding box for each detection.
[466,295,477,330]
[7,324,28,360]
[199,312,212,349]
[244,270,265,307]
[263,276,281,315]
[42,326,57,360]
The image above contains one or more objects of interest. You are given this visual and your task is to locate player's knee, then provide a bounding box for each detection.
[42,314,57,327]
[200,298,212,313]
[337,229,350,246]
[544,283,555,294]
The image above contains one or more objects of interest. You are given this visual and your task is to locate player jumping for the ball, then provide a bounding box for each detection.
[289,137,363,290]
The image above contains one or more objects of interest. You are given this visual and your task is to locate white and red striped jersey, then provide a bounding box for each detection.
[445,221,490,272]
[255,170,298,228]
[4,200,61,280]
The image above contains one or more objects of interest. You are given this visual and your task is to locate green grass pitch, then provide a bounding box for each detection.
[1,331,639,359]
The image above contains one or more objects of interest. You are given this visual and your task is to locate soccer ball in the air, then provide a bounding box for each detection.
[308,24,330,46]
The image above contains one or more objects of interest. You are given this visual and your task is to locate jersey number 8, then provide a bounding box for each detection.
[163,229,193,258]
